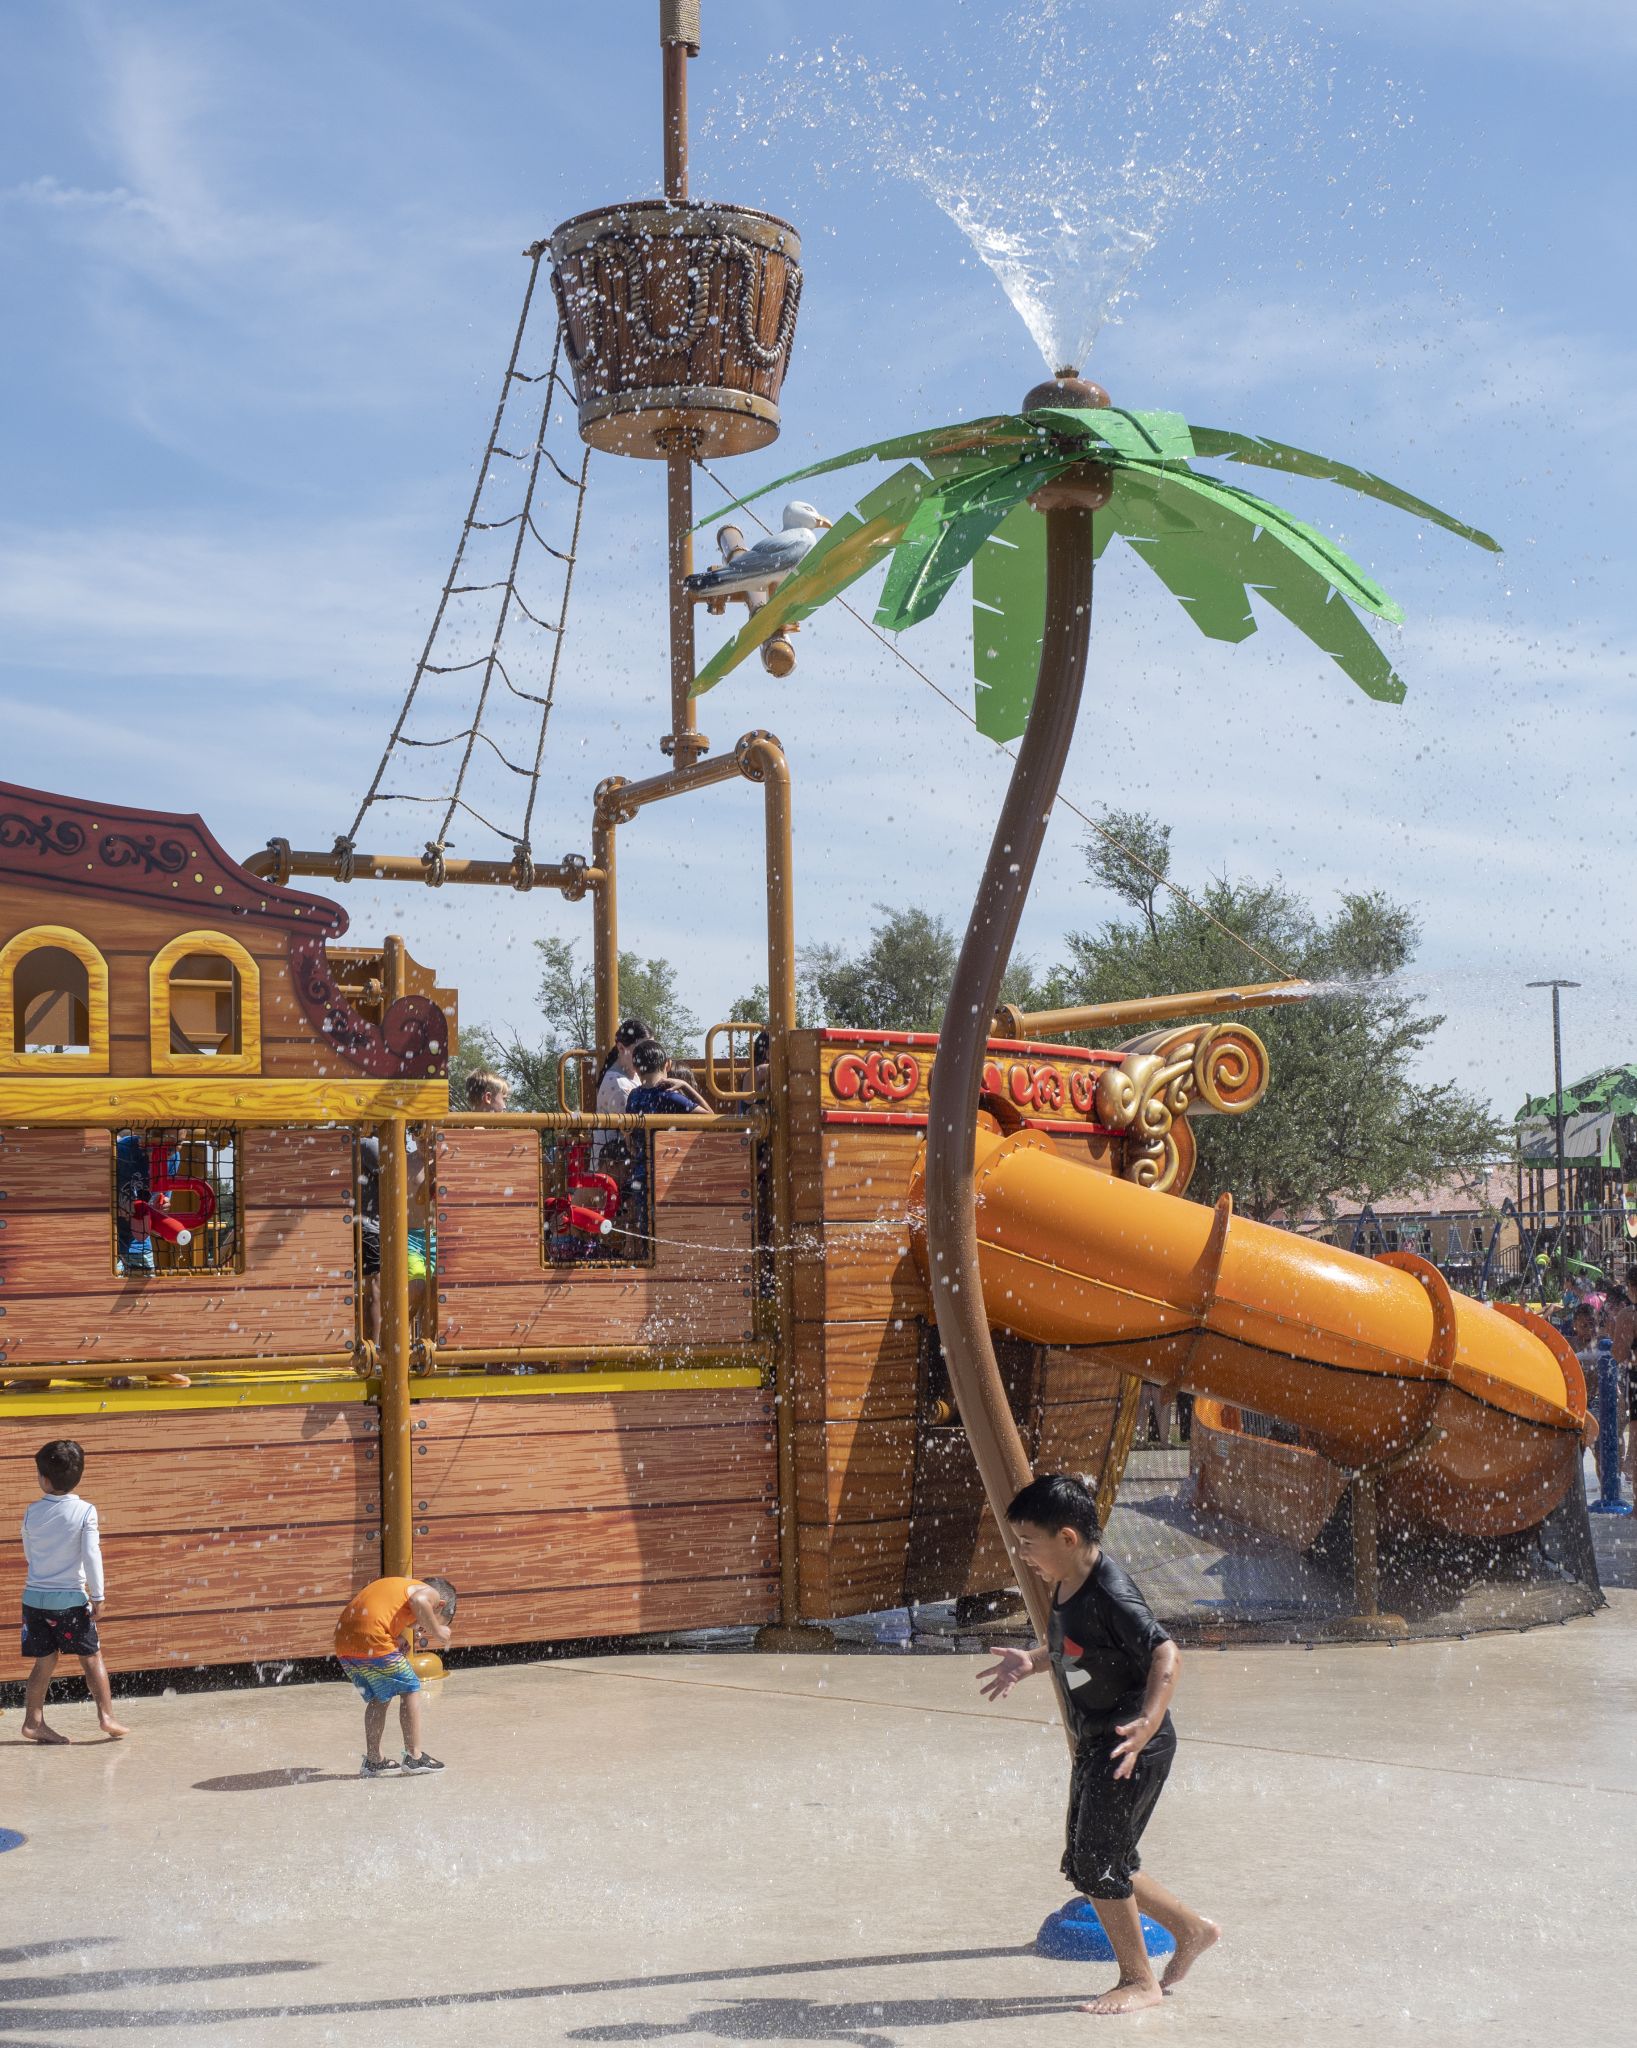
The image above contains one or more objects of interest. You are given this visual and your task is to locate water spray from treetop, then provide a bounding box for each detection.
[713,0,1341,373]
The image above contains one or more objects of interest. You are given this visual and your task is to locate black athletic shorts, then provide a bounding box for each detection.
[360,1219,381,1277]
[1062,1713,1176,1900]
[21,1602,99,1659]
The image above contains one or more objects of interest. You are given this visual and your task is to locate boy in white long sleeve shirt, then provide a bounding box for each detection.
[20,1439,127,1742]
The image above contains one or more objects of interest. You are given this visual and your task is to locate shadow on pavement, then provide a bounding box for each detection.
[192,1767,361,1792]
[568,1993,1087,2045]
[0,1943,1038,2033]
[0,1958,317,2037]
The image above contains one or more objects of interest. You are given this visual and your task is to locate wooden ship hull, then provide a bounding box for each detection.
[0,778,1162,1679]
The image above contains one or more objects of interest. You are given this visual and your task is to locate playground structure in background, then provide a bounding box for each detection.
[0,5,1600,1683]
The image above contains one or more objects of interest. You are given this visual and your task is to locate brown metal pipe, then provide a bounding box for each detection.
[241,844,599,895]
[599,746,745,825]
[664,445,709,769]
[660,9,695,198]
[923,503,1095,1739]
[658,10,707,769]
[995,978,1310,1043]
[740,732,800,1626]
[592,808,619,1055]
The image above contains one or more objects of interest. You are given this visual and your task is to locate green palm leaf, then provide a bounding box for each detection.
[875,452,1079,632]
[972,505,1046,741]
[693,415,1048,533]
[1138,464,1404,624]
[1031,406,1196,461]
[1188,426,1500,552]
[689,463,936,697]
[1107,469,1405,703]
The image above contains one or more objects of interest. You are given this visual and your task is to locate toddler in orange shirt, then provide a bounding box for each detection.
[333,1573,455,1776]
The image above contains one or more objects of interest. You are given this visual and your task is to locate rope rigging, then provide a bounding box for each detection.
[343,242,591,877]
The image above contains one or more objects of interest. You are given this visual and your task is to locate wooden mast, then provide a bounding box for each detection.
[660,1,708,769]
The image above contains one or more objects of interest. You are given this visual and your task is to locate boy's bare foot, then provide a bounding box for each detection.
[1078,1978,1164,2016]
[1160,1918,1220,1990]
[98,1718,130,1740]
[21,1721,70,1745]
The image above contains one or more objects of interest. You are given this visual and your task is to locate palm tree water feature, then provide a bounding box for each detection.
[691,361,1597,1669]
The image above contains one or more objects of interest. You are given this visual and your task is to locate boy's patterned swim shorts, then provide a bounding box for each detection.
[338,1652,422,1702]
[21,1603,99,1659]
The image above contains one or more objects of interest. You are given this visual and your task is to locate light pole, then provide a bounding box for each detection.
[1526,978,1580,1228]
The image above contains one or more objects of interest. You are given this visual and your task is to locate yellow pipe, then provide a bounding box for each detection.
[376,1114,414,1579]
[994,979,1311,1042]
[423,1342,769,1372]
[407,1367,766,1399]
[0,1352,356,1382]
[914,1122,1587,1541]
[0,1376,370,1419]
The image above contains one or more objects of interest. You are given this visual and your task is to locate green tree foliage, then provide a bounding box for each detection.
[1083,807,1173,937]
[1046,818,1505,1221]
[732,905,1041,1032]
[455,937,699,1111]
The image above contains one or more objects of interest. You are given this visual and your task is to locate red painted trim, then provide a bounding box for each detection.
[821,1110,929,1129]
[816,1027,1123,1066]
[986,1040,1123,1064]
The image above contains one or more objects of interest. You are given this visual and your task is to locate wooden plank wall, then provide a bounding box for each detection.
[786,1033,1139,1622]
[0,1400,378,1678]
[787,1035,927,1618]
[404,1387,779,1644]
[4,881,346,1076]
[900,1351,1127,1608]
[434,1126,755,1353]
[0,1126,356,1366]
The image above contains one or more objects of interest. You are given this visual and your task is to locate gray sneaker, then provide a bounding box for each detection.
[401,1750,445,1772]
[361,1755,400,1777]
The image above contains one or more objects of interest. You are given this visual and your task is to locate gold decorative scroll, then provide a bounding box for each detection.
[1097,1022,1270,1194]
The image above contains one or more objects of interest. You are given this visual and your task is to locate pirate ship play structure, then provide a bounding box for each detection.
[0,5,1596,1683]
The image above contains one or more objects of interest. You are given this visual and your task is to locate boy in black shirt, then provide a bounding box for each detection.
[979,1472,1219,2015]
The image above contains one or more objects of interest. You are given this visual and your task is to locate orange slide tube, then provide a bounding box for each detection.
[920,1123,1590,1541]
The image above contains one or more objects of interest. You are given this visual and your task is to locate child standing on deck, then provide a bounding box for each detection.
[978,1474,1219,2016]
[333,1574,456,1776]
[20,1439,128,1743]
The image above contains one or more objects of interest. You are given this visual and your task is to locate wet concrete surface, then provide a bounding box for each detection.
[1,1589,1631,2046]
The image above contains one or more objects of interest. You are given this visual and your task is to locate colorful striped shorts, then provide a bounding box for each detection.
[338,1651,421,1702]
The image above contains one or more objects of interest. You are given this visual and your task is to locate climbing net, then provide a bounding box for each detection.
[341,243,590,882]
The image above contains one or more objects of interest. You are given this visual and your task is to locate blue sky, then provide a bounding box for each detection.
[2,0,1632,1111]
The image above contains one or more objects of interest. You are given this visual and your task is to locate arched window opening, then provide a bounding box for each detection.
[12,946,91,1055]
[149,931,261,1075]
[167,952,240,1058]
[0,925,110,1074]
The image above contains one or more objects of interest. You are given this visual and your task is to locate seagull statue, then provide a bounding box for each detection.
[685,500,832,607]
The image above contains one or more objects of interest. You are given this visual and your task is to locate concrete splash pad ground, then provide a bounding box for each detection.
[3,1596,1633,2047]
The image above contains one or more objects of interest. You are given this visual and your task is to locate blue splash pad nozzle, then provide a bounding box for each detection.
[1036,1896,1176,1961]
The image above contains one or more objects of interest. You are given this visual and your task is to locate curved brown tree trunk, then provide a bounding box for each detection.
[924,504,1096,1688]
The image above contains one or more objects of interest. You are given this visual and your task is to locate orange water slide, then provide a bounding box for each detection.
[925,1122,1591,1540]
